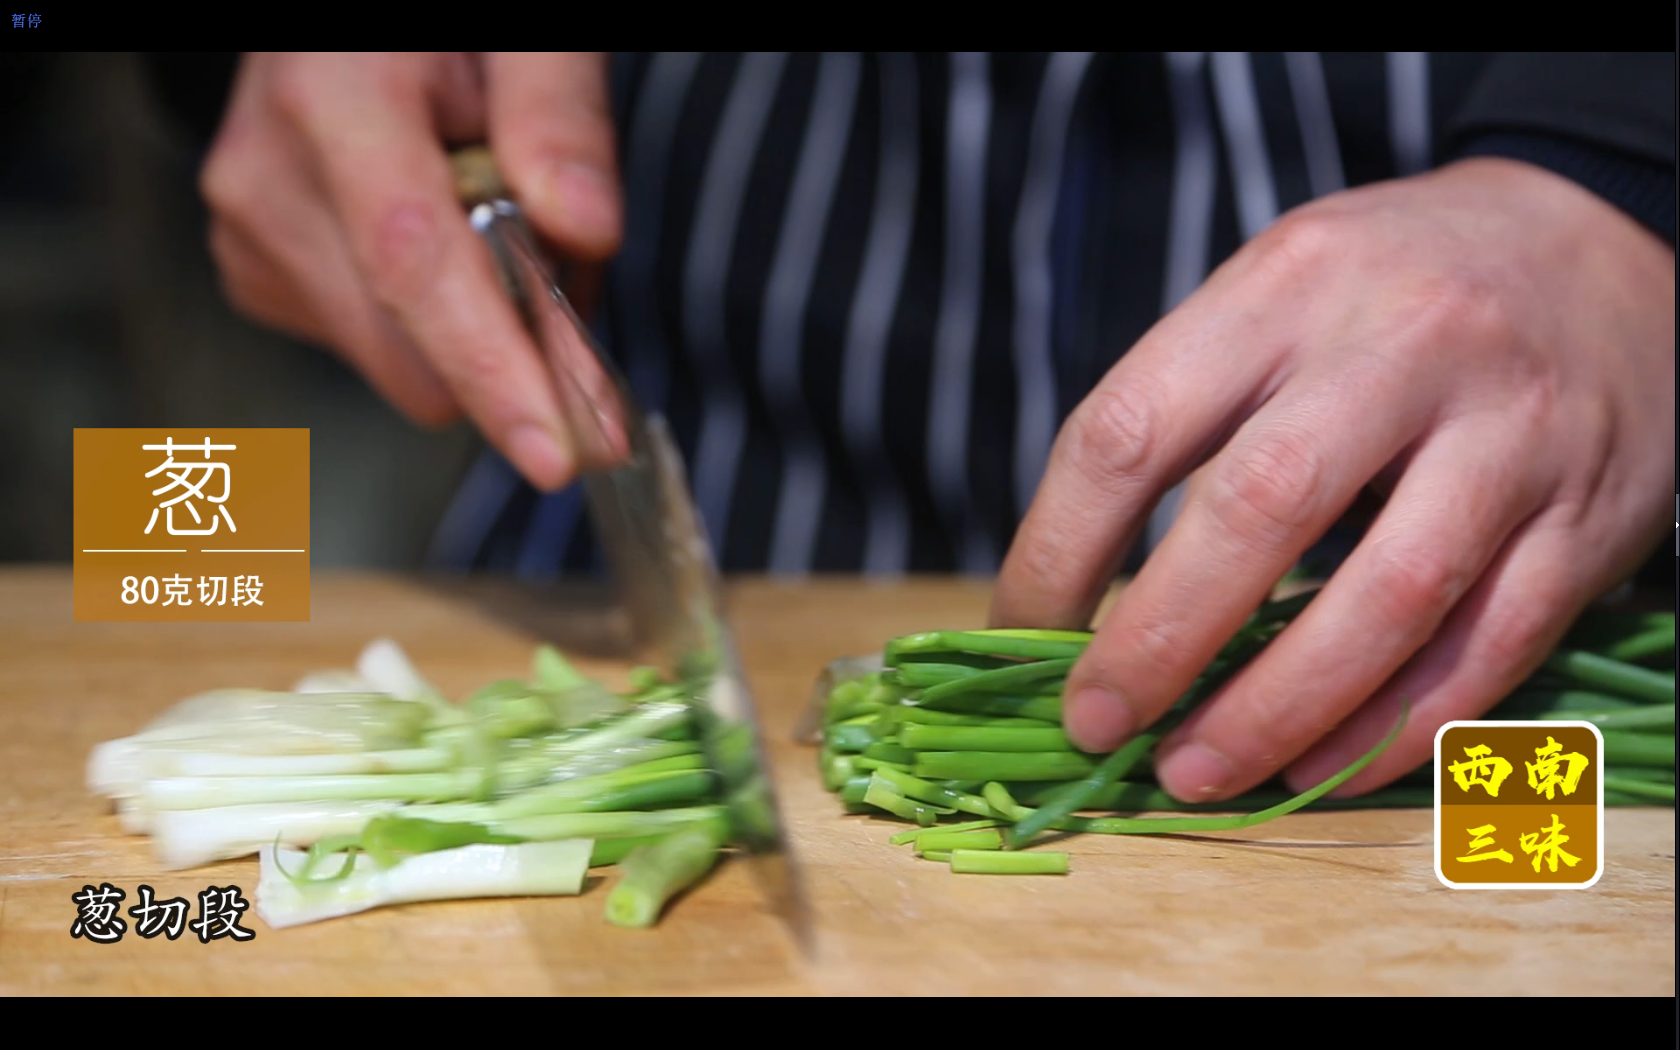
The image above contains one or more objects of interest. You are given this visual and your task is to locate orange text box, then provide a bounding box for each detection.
[1435,721,1602,889]
[73,429,310,622]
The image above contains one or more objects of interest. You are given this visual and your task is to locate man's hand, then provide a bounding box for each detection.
[200,52,621,491]
[992,157,1676,801]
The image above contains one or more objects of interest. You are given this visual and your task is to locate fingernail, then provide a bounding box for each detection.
[507,424,571,491]
[1066,685,1136,752]
[546,163,620,249]
[1156,742,1236,799]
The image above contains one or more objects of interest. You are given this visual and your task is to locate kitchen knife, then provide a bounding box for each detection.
[450,147,813,958]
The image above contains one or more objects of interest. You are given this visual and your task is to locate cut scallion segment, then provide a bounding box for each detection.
[604,816,730,928]
[257,839,593,928]
[914,828,1005,851]
[888,819,1002,846]
[949,850,1068,875]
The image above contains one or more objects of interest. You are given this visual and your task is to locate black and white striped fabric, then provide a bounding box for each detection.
[423,52,1673,580]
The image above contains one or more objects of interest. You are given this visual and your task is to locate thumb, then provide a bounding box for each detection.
[483,52,623,261]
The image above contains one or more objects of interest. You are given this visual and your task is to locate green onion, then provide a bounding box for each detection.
[949,850,1068,875]
[899,725,1072,752]
[906,693,1064,723]
[891,663,991,687]
[1599,625,1676,664]
[894,708,1061,729]
[1494,690,1643,715]
[1542,649,1675,704]
[914,659,1076,709]
[853,756,914,773]
[823,752,859,792]
[863,776,955,825]
[816,585,1673,882]
[863,741,918,765]
[839,776,873,804]
[1005,780,1443,812]
[1602,776,1675,802]
[490,805,727,843]
[998,703,1406,842]
[867,766,1000,818]
[589,834,666,867]
[888,819,1003,846]
[91,638,743,932]
[912,750,1098,782]
[996,620,1334,845]
[1537,705,1674,731]
[1602,731,1676,767]
[825,724,877,753]
[257,839,593,929]
[887,630,1091,663]
[604,817,730,928]
[1004,721,1177,843]
[914,828,1006,851]
[1604,790,1660,806]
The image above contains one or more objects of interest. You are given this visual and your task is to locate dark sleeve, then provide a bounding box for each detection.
[1439,52,1676,247]
[139,53,241,147]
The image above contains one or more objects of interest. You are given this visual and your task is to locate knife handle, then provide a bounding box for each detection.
[448,146,603,318]
[445,145,635,477]
[450,146,509,207]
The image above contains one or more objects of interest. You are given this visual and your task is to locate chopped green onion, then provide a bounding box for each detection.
[825,724,877,753]
[865,766,999,818]
[948,850,1068,875]
[604,816,730,928]
[257,839,593,929]
[888,819,1002,846]
[914,829,1005,851]
[863,742,918,765]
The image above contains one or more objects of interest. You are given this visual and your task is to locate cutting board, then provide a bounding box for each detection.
[0,567,1671,995]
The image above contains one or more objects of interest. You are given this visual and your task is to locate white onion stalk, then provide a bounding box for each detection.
[150,800,405,870]
[256,840,593,929]
[87,689,433,798]
[293,669,377,694]
[356,638,445,705]
[147,747,459,778]
[141,770,501,810]
[90,738,450,802]
[133,739,671,811]
[118,797,152,835]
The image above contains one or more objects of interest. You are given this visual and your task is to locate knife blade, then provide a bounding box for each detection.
[451,148,813,958]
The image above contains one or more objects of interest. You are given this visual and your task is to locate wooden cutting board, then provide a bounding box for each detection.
[0,567,1671,996]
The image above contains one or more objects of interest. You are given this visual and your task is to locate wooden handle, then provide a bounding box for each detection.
[450,143,603,322]
[450,145,508,206]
